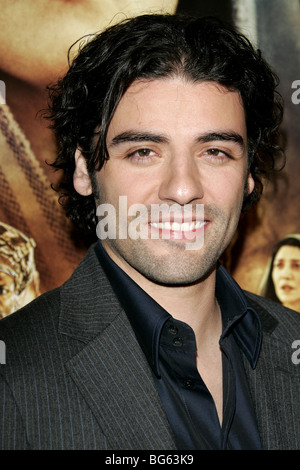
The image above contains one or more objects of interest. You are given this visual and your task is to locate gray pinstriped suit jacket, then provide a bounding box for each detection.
[0,243,299,450]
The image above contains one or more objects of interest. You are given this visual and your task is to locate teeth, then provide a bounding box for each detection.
[150,221,205,232]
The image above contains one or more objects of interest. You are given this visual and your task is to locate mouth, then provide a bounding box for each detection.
[149,220,208,240]
[280,284,294,292]
[150,220,205,231]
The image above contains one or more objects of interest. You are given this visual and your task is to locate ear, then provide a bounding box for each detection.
[73,148,92,196]
[246,171,255,195]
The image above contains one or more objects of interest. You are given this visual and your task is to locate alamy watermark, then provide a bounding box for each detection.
[96,197,205,250]
[0,80,6,104]
[0,340,6,364]
[291,80,300,105]
[291,340,300,365]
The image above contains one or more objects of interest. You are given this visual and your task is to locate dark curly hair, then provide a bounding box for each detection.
[47,13,284,235]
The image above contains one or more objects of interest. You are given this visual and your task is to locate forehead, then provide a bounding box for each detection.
[275,245,300,259]
[107,78,246,139]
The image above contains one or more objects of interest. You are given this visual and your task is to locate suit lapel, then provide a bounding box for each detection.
[65,311,176,450]
[59,244,176,449]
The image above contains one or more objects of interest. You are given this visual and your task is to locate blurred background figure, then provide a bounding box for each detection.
[0,222,40,318]
[259,235,300,312]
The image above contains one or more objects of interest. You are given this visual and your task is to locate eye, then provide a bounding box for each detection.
[126,147,159,163]
[273,261,284,269]
[136,149,153,157]
[203,148,232,162]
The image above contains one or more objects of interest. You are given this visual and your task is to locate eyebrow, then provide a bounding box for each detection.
[108,130,245,150]
[109,131,168,147]
[197,131,245,150]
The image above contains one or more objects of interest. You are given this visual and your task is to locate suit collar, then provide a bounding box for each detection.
[59,243,176,449]
[58,243,123,342]
[65,310,176,449]
[244,294,278,334]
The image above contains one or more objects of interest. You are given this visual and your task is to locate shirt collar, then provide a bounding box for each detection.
[95,242,262,376]
[216,264,262,368]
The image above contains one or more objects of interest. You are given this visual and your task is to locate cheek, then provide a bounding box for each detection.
[96,165,128,201]
[294,271,300,286]
[209,171,246,208]
[272,268,279,284]
[97,167,155,207]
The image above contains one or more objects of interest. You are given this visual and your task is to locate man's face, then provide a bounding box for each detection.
[75,77,254,286]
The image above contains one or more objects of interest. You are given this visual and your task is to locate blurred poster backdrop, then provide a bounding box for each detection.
[0,0,299,318]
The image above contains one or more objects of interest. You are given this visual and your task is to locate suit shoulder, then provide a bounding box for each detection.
[0,288,61,343]
[0,286,84,383]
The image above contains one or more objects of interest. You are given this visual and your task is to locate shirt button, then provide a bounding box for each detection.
[172,337,183,347]
[168,324,178,336]
[183,378,195,389]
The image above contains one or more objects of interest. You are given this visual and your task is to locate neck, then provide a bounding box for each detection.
[144,271,220,338]
[105,244,221,344]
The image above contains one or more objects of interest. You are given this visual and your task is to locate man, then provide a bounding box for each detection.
[0,14,299,450]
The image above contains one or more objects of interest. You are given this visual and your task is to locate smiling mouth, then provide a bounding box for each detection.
[148,220,208,242]
[149,220,206,232]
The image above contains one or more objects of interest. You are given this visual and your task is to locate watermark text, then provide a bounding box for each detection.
[291,340,300,365]
[0,340,6,364]
[291,80,300,105]
[0,80,6,104]
[96,197,205,250]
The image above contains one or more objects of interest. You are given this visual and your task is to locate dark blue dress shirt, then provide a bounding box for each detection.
[95,241,262,450]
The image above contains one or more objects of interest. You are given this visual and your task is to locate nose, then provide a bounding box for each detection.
[280,264,293,279]
[158,153,203,205]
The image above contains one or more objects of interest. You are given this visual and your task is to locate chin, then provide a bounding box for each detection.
[136,258,216,287]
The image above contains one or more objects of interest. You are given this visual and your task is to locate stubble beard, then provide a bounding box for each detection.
[101,204,234,287]
[92,169,248,287]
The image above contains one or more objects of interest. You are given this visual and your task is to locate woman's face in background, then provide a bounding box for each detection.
[272,245,300,312]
